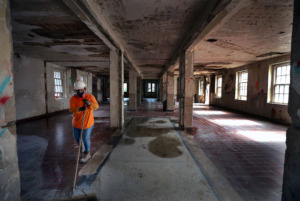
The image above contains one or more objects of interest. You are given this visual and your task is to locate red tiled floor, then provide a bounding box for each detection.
[16,99,287,201]
[17,104,116,200]
[190,105,287,201]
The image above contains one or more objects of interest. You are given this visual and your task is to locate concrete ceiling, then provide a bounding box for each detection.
[10,0,113,75]
[192,0,293,74]
[10,0,293,78]
[84,0,227,78]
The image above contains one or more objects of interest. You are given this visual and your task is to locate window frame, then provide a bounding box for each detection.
[215,75,222,98]
[235,70,248,101]
[54,70,65,100]
[199,79,204,95]
[124,83,128,93]
[268,62,290,105]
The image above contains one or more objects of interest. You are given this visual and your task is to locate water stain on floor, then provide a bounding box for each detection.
[148,136,183,158]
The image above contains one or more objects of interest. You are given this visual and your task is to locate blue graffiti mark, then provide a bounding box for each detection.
[0,128,7,137]
[0,76,11,96]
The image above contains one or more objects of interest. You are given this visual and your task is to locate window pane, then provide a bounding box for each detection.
[284,95,288,104]
[152,83,155,92]
[280,85,284,93]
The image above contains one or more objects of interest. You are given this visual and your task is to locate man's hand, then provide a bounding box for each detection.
[78,105,87,112]
[83,99,91,106]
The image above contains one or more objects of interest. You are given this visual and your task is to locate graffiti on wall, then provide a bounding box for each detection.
[250,89,265,102]
[0,76,12,137]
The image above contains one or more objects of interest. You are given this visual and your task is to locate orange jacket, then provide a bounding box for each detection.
[69,93,99,129]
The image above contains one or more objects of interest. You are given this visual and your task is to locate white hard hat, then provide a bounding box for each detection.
[74,80,86,90]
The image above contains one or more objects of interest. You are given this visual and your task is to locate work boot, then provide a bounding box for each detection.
[80,143,85,153]
[80,152,91,163]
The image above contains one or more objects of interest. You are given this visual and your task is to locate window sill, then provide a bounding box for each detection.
[235,99,247,101]
[55,98,66,101]
[267,102,288,106]
[215,96,222,99]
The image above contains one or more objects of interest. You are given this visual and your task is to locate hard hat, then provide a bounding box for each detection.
[74,80,86,90]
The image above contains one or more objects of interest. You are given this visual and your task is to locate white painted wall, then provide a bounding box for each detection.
[14,57,96,119]
[46,62,72,113]
[13,55,46,120]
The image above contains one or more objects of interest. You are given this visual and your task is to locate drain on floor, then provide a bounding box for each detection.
[148,136,182,158]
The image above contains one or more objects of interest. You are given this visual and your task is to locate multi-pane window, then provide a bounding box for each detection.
[124,83,128,92]
[147,82,156,92]
[199,79,204,95]
[215,75,222,98]
[272,63,290,104]
[236,71,248,100]
[54,71,63,99]
[152,83,156,92]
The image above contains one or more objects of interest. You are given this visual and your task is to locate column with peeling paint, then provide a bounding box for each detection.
[179,51,194,129]
[282,1,300,200]
[129,69,137,111]
[167,66,175,111]
[137,77,142,106]
[0,0,21,200]
[110,50,124,128]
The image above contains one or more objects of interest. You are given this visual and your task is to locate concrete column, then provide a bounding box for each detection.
[110,50,124,128]
[179,51,194,129]
[174,75,178,102]
[166,67,175,111]
[159,78,163,101]
[0,1,21,200]
[129,69,137,110]
[137,77,142,105]
[162,72,167,101]
[282,1,300,200]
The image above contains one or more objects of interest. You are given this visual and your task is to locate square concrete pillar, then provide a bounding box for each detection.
[179,51,194,129]
[174,75,178,102]
[166,66,175,111]
[282,1,300,200]
[129,69,137,111]
[137,77,142,106]
[110,50,124,128]
[0,1,21,200]
[162,72,167,102]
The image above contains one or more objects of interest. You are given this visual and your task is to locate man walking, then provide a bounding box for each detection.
[69,80,99,163]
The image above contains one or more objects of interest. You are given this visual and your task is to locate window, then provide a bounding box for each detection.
[236,71,248,100]
[199,79,204,95]
[54,71,64,99]
[152,83,156,92]
[147,82,156,92]
[124,83,128,92]
[269,63,290,104]
[215,75,222,98]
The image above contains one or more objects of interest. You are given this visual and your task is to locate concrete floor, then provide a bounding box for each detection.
[16,99,287,201]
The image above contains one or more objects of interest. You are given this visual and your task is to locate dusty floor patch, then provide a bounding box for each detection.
[127,127,171,138]
[148,136,183,158]
[151,120,166,124]
[120,138,135,145]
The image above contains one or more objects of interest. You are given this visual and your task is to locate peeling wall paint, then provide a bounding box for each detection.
[211,55,291,124]
[0,0,21,200]
[13,55,46,120]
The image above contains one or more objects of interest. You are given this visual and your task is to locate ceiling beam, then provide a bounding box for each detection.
[160,0,234,78]
[62,0,141,77]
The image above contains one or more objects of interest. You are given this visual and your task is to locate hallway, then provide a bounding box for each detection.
[16,99,287,201]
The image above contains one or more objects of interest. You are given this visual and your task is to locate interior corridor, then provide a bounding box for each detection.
[16,99,287,201]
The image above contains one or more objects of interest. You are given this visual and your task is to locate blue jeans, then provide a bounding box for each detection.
[73,124,94,152]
